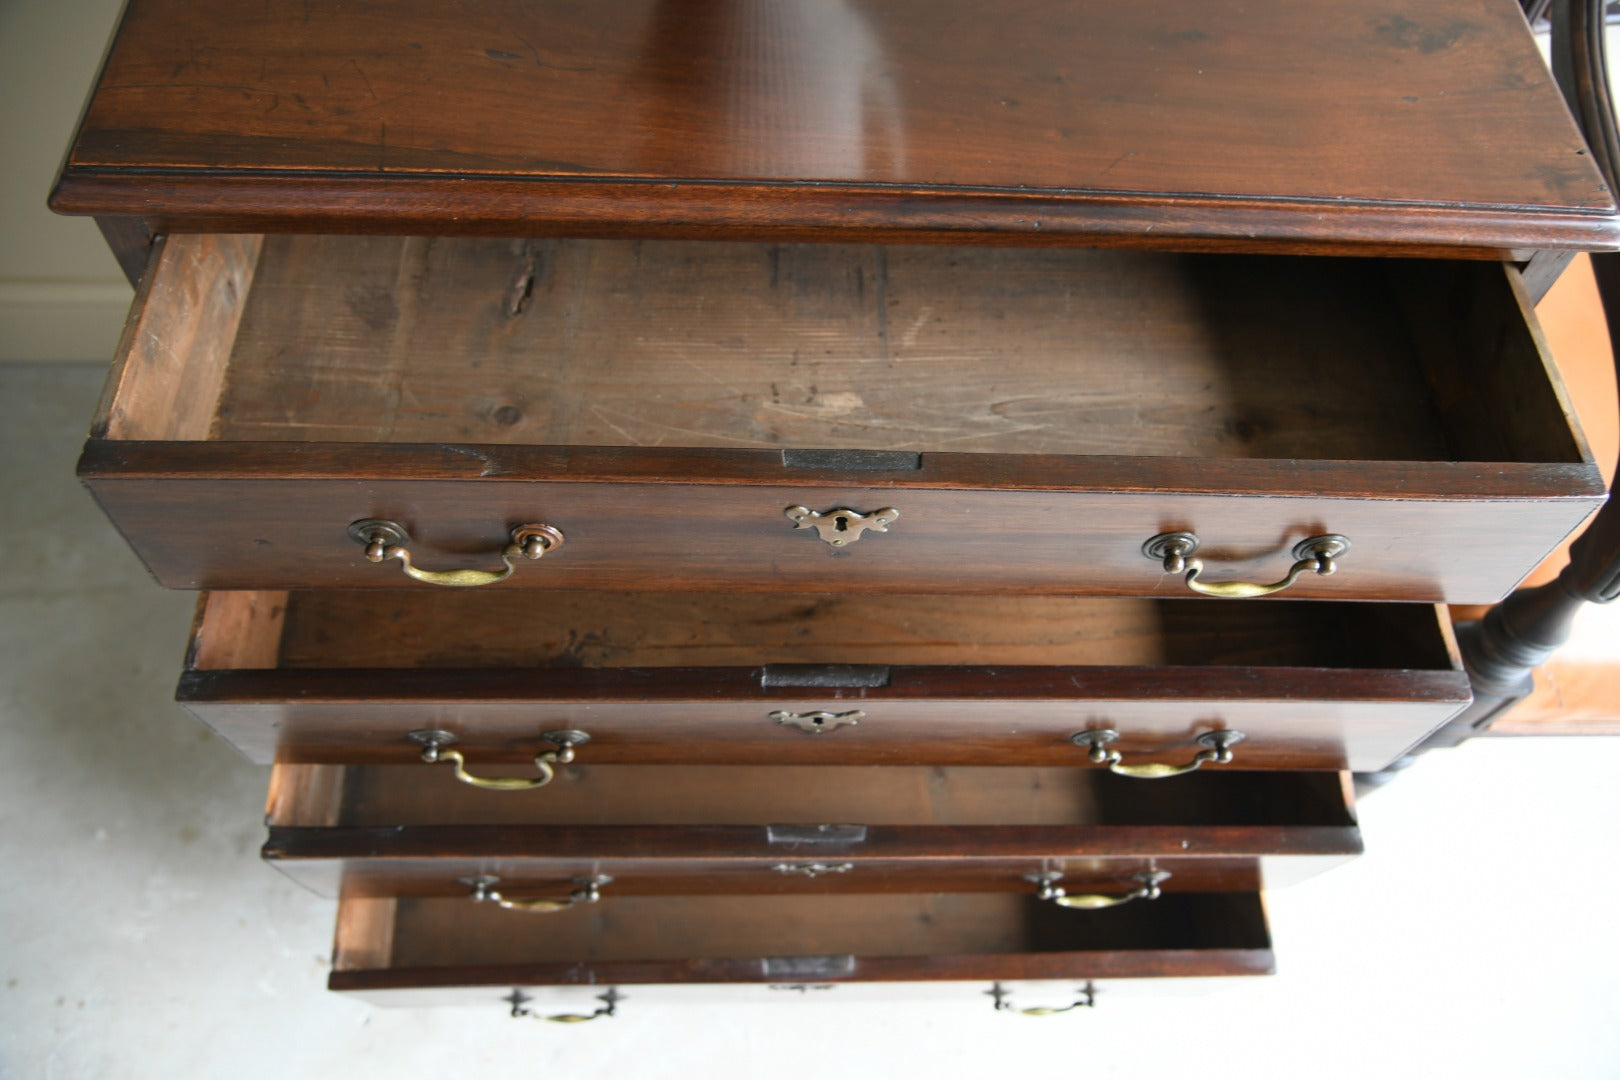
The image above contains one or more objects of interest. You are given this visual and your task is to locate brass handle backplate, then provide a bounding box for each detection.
[408,729,589,791]
[1144,531,1349,598]
[506,988,622,1023]
[784,506,899,548]
[1071,728,1244,779]
[1025,870,1171,910]
[465,874,610,913]
[349,518,563,586]
[987,981,1097,1016]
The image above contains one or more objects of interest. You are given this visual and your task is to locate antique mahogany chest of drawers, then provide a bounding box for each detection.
[53,0,1618,1013]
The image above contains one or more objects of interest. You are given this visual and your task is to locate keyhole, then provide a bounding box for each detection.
[834,516,850,532]
[811,716,826,727]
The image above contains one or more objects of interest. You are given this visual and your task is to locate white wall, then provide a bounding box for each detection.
[0,0,132,363]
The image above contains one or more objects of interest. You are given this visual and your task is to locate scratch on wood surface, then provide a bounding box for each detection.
[505,250,537,317]
[761,391,866,418]
[874,248,891,364]
[587,405,644,446]
[587,404,785,448]
[439,444,503,476]
[928,425,1050,448]
[1100,150,1136,176]
[900,306,934,349]
[674,354,749,398]
[349,59,376,98]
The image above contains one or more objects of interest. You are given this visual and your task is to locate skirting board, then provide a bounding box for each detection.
[0,280,133,364]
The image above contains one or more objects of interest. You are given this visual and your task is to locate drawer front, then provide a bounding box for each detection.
[328,892,1276,997]
[85,453,1601,602]
[332,977,1261,1013]
[264,762,1362,900]
[197,686,1461,774]
[183,591,1469,773]
[270,835,1352,904]
[302,854,1271,901]
[82,235,1603,603]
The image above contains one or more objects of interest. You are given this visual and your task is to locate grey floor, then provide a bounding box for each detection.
[3,364,1619,1079]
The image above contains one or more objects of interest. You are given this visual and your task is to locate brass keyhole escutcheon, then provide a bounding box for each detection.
[771,709,865,735]
[784,506,899,548]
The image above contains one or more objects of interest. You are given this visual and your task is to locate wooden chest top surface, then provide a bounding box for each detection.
[51,0,1620,253]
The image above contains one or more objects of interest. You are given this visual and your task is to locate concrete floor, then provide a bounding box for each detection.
[2,363,1619,1078]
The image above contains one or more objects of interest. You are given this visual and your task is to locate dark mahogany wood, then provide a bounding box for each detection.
[1520,248,1580,303]
[275,825,1359,869]
[83,451,1602,601]
[94,217,153,287]
[184,668,1467,773]
[182,591,1466,772]
[271,832,1352,902]
[50,0,1619,255]
[297,854,1271,901]
[263,762,1361,899]
[327,892,1275,997]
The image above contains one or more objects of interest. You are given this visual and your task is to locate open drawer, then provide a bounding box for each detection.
[264,761,1360,899]
[83,234,1601,601]
[328,891,1276,1000]
[184,590,1468,772]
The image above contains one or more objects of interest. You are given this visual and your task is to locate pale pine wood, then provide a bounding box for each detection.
[264,763,346,828]
[375,893,1271,968]
[93,233,261,440]
[330,897,397,973]
[186,591,288,670]
[212,236,1460,461]
[1492,659,1620,735]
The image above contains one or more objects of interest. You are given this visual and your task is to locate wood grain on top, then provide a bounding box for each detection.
[52,0,1620,252]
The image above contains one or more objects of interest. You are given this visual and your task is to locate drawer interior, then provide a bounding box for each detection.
[192,591,1459,672]
[338,892,1270,970]
[98,234,1585,468]
[268,763,1356,829]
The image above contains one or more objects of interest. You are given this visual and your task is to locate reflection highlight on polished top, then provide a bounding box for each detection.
[629,0,907,180]
[70,0,1610,213]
